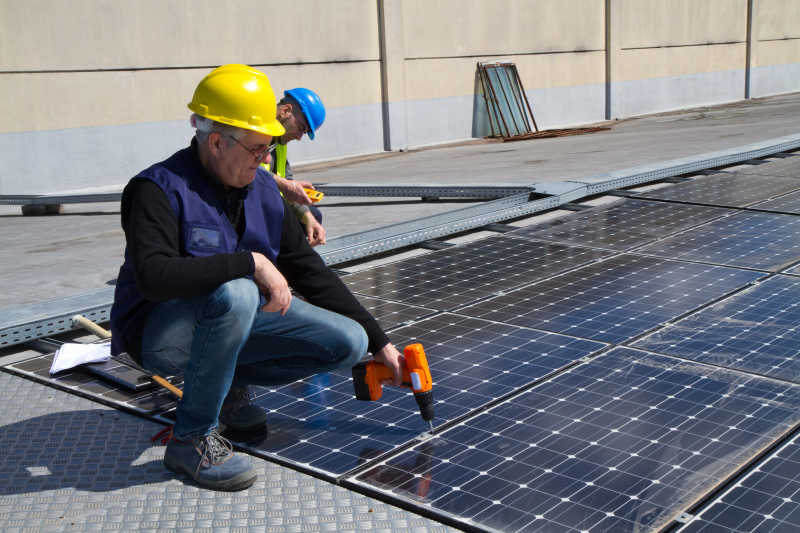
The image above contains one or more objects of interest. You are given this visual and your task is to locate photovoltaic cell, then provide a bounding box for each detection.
[679,431,800,533]
[352,348,800,533]
[631,173,800,208]
[637,211,800,271]
[750,189,800,215]
[342,236,613,310]
[241,314,605,476]
[457,254,763,343]
[504,198,730,251]
[353,294,439,330]
[634,275,800,384]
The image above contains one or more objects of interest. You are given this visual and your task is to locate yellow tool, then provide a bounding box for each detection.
[303,188,324,203]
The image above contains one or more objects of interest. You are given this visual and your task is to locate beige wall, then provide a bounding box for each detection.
[1,0,800,193]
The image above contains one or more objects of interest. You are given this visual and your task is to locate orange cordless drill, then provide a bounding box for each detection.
[352,343,435,432]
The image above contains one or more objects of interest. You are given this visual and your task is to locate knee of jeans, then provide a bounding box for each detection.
[335,322,368,368]
[206,278,259,320]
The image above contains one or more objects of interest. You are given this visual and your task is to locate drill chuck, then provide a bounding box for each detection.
[414,390,435,422]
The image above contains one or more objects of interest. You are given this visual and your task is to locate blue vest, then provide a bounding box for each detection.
[110,144,284,358]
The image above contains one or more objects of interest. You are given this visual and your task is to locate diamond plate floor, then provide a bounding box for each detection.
[0,371,462,533]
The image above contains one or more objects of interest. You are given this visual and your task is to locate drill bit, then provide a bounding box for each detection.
[428,420,434,433]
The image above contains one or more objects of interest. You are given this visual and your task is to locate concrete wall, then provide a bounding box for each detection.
[1,0,798,194]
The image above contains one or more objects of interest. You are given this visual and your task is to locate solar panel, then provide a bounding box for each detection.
[633,275,800,384]
[678,431,800,533]
[734,157,800,179]
[3,352,179,415]
[750,189,800,215]
[632,173,800,208]
[342,236,613,310]
[504,198,730,251]
[457,254,763,343]
[351,347,800,533]
[240,313,606,476]
[637,211,800,271]
[353,294,439,330]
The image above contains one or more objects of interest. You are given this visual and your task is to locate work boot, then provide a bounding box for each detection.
[219,386,268,433]
[163,430,256,491]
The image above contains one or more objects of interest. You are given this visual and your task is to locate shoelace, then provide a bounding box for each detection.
[196,431,234,473]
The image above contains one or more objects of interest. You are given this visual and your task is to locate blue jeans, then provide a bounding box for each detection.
[140,278,368,439]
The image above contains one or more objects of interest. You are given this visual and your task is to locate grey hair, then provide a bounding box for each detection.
[190,113,246,144]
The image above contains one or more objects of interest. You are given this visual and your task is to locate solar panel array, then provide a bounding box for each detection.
[6,155,800,532]
[631,172,800,208]
[634,275,800,384]
[637,211,800,271]
[353,348,800,533]
[751,189,800,215]
[734,156,800,179]
[678,431,800,533]
[503,198,730,251]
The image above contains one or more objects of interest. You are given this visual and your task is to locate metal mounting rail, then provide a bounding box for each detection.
[2,133,799,349]
[315,184,534,198]
[0,192,123,205]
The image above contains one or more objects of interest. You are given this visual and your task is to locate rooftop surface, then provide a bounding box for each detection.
[2,93,800,533]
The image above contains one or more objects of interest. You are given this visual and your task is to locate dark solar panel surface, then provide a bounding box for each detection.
[242,314,605,476]
[353,294,439,330]
[631,173,800,207]
[751,189,800,215]
[634,275,800,384]
[342,236,613,310]
[353,347,800,533]
[4,352,179,415]
[504,198,731,251]
[679,432,800,533]
[734,156,800,179]
[457,254,763,343]
[637,211,800,271]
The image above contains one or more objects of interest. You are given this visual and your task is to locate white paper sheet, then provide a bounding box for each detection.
[49,341,112,374]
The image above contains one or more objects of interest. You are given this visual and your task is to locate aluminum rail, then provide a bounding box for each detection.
[2,134,799,349]
[315,184,534,198]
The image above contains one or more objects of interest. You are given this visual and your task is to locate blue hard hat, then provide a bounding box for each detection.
[284,88,326,140]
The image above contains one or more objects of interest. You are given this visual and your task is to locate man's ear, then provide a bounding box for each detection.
[277,103,293,119]
[207,131,224,157]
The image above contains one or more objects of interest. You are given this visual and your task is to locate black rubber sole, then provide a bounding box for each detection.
[164,457,257,492]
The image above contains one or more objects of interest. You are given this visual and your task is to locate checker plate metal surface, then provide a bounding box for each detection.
[241,314,605,477]
[457,254,764,343]
[350,347,800,533]
[504,198,731,251]
[678,432,800,533]
[634,275,800,384]
[637,211,800,271]
[342,237,614,310]
[631,173,800,207]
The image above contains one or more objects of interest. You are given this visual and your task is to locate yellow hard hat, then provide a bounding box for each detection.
[188,64,286,137]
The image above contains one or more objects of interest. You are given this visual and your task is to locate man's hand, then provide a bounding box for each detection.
[302,212,327,246]
[373,343,404,386]
[273,175,313,205]
[251,252,292,315]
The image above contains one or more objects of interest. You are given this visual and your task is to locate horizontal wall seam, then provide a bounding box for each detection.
[621,41,744,51]
[405,49,604,61]
[0,59,380,75]
[758,37,800,42]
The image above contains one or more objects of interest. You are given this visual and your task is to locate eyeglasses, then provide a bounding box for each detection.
[226,134,277,161]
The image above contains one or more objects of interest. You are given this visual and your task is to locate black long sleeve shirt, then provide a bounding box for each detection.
[121,176,389,355]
